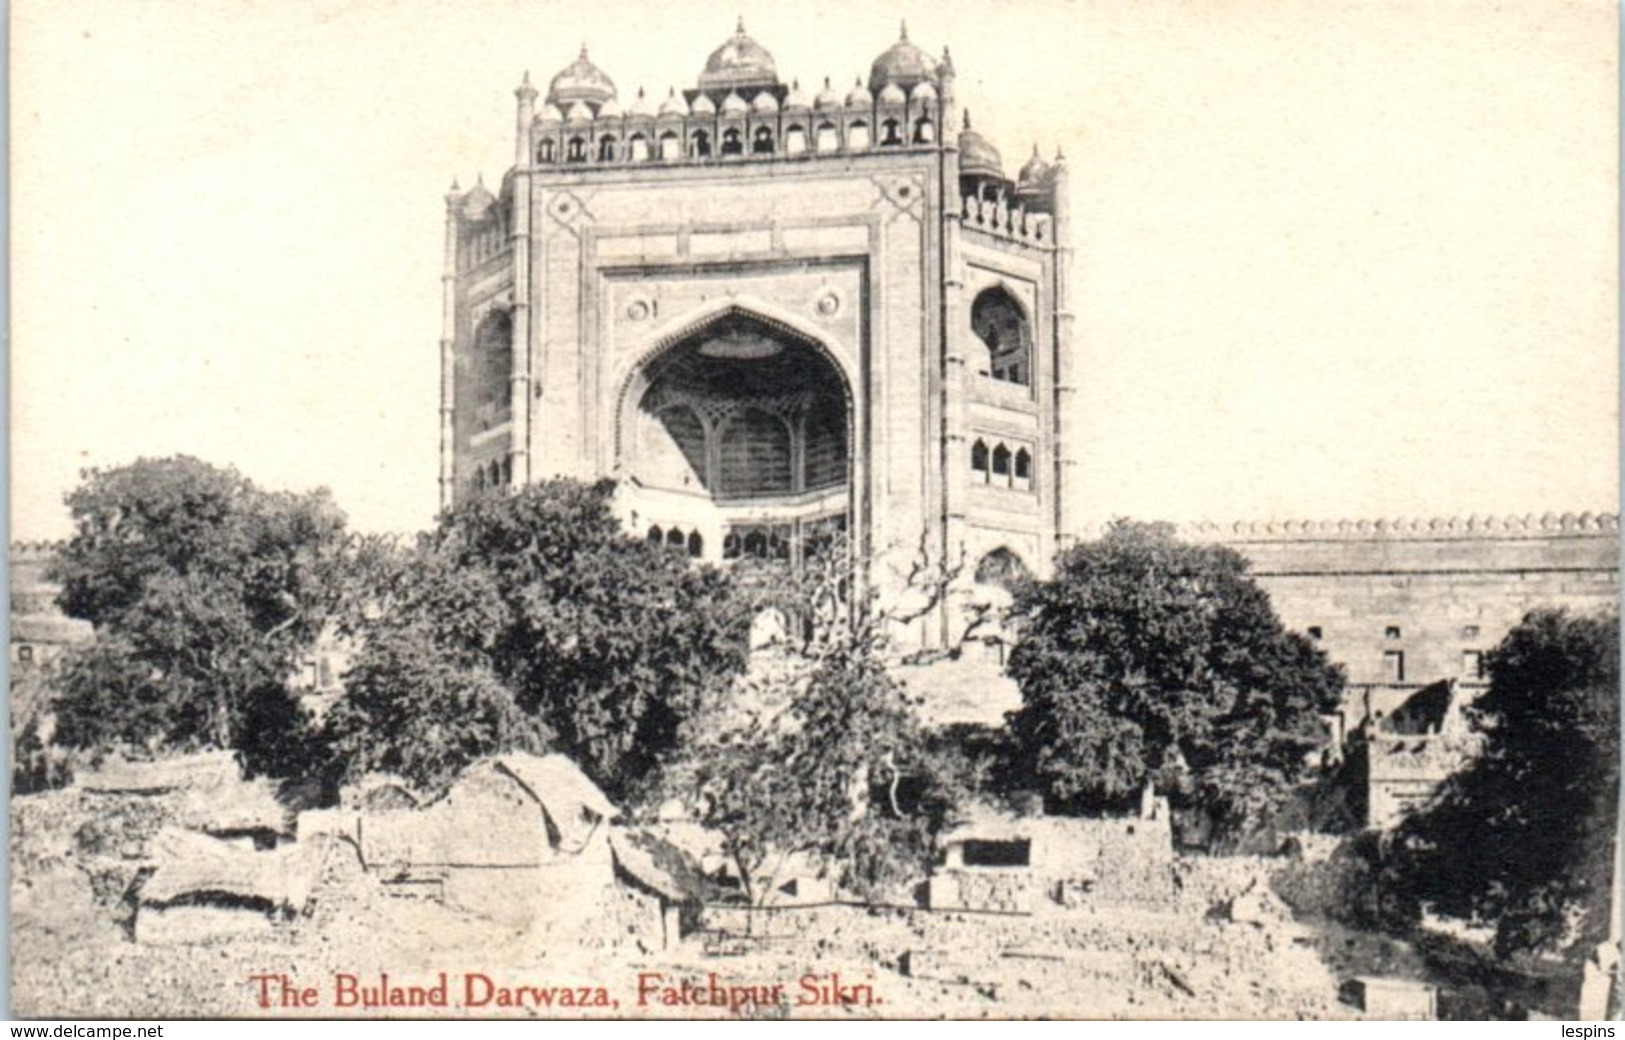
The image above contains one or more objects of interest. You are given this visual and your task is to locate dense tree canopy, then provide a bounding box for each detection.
[1391,608,1620,959]
[671,544,974,907]
[50,456,348,774]
[323,479,749,800]
[1005,520,1344,838]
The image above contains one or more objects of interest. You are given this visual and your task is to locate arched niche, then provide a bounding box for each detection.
[975,547,1031,592]
[471,310,513,429]
[970,286,1032,387]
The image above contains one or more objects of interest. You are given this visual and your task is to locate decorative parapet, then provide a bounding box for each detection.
[461,223,512,271]
[452,188,514,271]
[960,194,1050,247]
[1178,512,1619,543]
[528,93,942,170]
[9,540,66,561]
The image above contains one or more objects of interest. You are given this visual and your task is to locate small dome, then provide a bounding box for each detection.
[911,81,938,102]
[720,90,748,115]
[459,178,496,221]
[877,80,907,106]
[750,91,779,114]
[690,92,717,116]
[657,88,689,118]
[868,23,938,93]
[845,78,873,108]
[699,19,780,92]
[814,77,842,110]
[547,46,617,109]
[537,103,564,125]
[1015,145,1053,209]
[566,100,594,123]
[1017,145,1051,187]
[784,79,811,111]
[626,88,657,118]
[958,113,1003,180]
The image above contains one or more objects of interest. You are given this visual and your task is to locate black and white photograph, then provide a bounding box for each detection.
[8,0,1620,1020]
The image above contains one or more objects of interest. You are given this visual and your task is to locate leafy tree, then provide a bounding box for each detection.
[669,537,976,913]
[322,479,748,802]
[1390,608,1620,959]
[49,456,347,774]
[1005,520,1344,840]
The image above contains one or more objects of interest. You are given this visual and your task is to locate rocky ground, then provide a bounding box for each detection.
[5,787,1497,1021]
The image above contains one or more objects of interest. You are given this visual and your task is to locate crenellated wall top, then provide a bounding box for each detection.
[1178,512,1619,543]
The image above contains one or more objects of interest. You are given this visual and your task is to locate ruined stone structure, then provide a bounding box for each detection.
[1188,513,1619,718]
[1187,514,1620,826]
[9,541,92,677]
[439,23,1073,648]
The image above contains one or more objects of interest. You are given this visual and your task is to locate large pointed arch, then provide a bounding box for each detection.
[612,297,857,464]
[611,299,859,568]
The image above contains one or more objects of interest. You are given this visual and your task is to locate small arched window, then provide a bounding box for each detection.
[659,130,680,160]
[991,444,1012,479]
[880,119,902,146]
[1013,448,1032,482]
[500,455,513,487]
[647,525,664,545]
[666,528,686,549]
[598,135,617,161]
[721,128,743,156]
[913,117,935,143]
[566,136,587,162]
[971,439,990,482]
[752,126,775,154]
[815,121,839,153]
[687,531,704,558]
[691,129,712,157]
[537,138,556,163]
[629,133,650,162]
[784,125,807,156]
[847,121,870,150]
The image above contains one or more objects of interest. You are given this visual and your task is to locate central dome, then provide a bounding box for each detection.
[868,23,938,93]
[698,19,780,92]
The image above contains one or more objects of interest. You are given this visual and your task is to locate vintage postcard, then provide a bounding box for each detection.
[9,0,1620,1021]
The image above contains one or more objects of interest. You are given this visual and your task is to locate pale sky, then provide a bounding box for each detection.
[10,0,1618,541]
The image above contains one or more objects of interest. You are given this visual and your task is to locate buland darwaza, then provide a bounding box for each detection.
[440,22,1074,649]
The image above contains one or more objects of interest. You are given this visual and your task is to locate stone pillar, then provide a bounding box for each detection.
[938,48,971,648]
[438,183,460,511]
[938,48,959,152]
[509,72,538,486]
[1049,151,1078,545]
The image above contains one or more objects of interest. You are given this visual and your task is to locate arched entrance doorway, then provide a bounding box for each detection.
[620,309,852,565]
